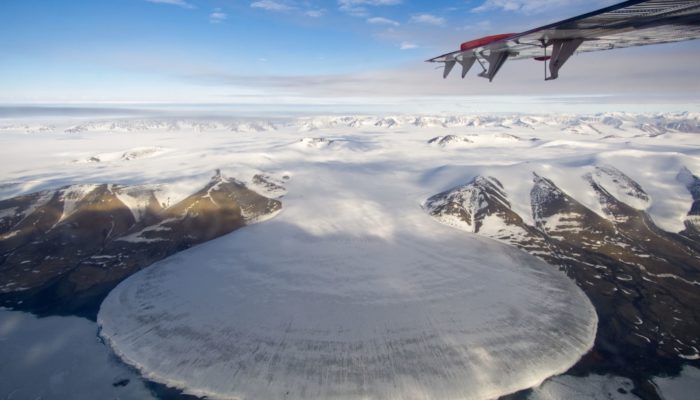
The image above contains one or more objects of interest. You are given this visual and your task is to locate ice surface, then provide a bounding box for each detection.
[75,146,170,163]
[99,162,597,400]
[589,165,650,210]
[0,309,154,400]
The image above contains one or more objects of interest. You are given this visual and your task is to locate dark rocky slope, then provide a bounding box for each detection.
[0,171,281,319]
[424,167,700,395]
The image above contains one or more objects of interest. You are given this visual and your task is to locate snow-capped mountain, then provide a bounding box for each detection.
[296,137,335,148]
[0,171,281,316]
[229,120,277,133]
[678,167,700,235]
[248,173,288,198]
[427,134,473,147]
[75,146,169,163]
[424,165,700,371]
[1,112,697,137]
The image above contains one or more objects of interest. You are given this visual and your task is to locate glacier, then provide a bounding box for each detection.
[98,161,598,400]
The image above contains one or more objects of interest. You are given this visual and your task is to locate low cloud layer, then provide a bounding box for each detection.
[177,45,700,100]
[472,0,617,15]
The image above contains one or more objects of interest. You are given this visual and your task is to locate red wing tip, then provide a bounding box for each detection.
[460,33,517,51]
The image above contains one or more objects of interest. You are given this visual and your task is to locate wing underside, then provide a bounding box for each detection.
[428,0,700,80]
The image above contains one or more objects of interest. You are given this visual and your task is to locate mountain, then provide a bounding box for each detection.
[0,171,281,318]
[229,120,277,133]
[427,135,473,147]
[296,137,335,148]
[678,167,700,241]
[2,112,696,136]
[424,166,700,381]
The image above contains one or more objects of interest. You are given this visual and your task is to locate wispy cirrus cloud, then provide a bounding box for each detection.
[338,0,402,17]
[250,1,326,18]
[399,41,417,50]
[145,0,194,9]
[472,0,615,15]
[209,8,227,23]
[305,9,325,18]
[409,14,445,26]
[367,17,400,26]
[250,0,293,12]
[457,20,492,32]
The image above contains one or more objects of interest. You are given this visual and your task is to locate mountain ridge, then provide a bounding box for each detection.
[0,171,282,318]
[424,165,700,380]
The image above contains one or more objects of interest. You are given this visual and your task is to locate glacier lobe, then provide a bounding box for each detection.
[99,166,597,400]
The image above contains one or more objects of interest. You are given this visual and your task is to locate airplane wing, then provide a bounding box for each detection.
[427,0,700,81]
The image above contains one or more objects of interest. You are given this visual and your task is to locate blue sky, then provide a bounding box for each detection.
[1,0,699,104]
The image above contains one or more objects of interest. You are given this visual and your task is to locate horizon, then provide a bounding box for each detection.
[2,93,699,118]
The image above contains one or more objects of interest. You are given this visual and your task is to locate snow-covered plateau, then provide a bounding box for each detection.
[1,112,699,399]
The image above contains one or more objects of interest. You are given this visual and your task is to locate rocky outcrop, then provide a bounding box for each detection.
[425,168,700,378]
[678,167,700,241]
[427,135,473,147]
[0,171,281,318]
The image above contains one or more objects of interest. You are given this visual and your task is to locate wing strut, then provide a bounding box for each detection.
[478,50,510,82]
[546,38,584,80]
[543,42,548,80]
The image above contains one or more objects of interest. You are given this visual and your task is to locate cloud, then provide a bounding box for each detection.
[305,9,325,18]
[367,17,399,26]
[339,0,402,5]
[209,8,227,23]
[472,0,612,15]
[249,2,324,17]
[338,0,402,17]
[250,0,293,12]
[457,20,492,32]
[399,41,417,50]
[409,14,445,26]
[173,45,700,100]
[145,0,194,9]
